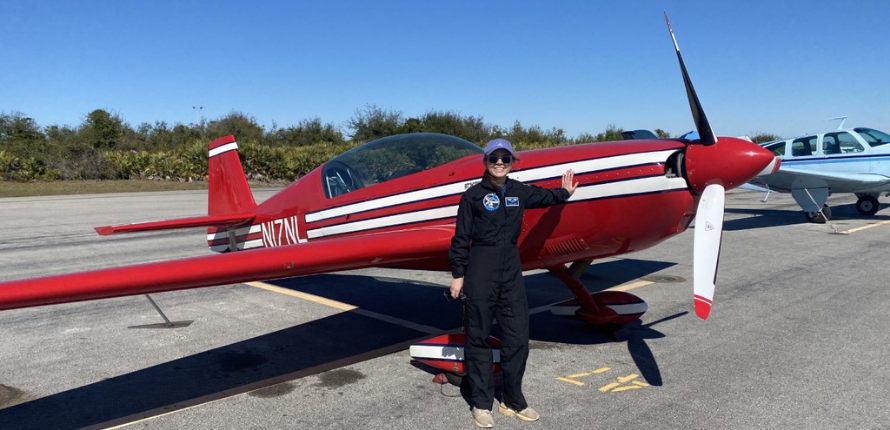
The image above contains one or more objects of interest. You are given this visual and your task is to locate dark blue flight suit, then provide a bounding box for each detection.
[448,174,570,412]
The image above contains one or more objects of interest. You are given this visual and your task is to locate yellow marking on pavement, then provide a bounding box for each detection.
[632,381,650,387]
[557,377,585,386]
[840,219,890,234]
[247,282,443,335]
[568,372,591,378]
[612,385,643,392]
[599,382,620,392]
[247,281,355,311]
[607,281,654,292]
[618,374,639,383]
[592,367,610,373]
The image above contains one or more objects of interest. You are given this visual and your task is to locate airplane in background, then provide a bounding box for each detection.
[0,16,779,375]
[749,117,890,223]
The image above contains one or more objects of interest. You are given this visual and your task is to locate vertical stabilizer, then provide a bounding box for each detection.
[208,135,257,216]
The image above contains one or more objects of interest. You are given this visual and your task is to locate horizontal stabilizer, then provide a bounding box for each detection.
[94,212,256,236]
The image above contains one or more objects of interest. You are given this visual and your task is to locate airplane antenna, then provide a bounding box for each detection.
[828,116,847,129]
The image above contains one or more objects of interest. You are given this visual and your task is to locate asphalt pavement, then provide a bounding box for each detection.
[1,187,889,430]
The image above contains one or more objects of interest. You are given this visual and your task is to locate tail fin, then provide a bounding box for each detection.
[208,135,257,215]
[94,135,257,236]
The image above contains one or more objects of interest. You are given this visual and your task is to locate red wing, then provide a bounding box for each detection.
[94,212,256,235]
[0,226,454,311]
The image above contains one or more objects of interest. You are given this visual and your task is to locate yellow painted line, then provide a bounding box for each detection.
[612,385,643,392]
[246,281,443,335]
[617,374,639,383]
[599,382,620,392]
[840,219,890,234]
[568,372,590,378]
[557,377,585,386]
[592,367,610,374]
[607,281,654,292]
[247,281,355,311]
[632,381,650,387]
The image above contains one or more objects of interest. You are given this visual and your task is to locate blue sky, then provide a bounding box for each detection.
[3,0,889,140]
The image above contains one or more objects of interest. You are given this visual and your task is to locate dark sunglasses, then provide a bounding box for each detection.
[487,155,513,164]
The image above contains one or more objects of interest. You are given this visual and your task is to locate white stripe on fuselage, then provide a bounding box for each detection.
[305,149,678,223]
[305,175,687,239]
[207,224,261,242]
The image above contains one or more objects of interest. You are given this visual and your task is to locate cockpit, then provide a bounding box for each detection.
[854,128,890,148]
[762,127,890,159]
[322,133,483,198]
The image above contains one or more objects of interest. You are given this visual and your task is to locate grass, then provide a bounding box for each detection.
[0,179,287,198]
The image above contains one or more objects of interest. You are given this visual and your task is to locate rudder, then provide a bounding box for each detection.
[208,135,257,216]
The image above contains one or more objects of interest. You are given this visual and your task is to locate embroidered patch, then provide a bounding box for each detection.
[483,193,500,211]
[506,197,519,207]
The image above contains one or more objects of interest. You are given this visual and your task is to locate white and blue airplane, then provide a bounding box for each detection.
[750,118,890,223]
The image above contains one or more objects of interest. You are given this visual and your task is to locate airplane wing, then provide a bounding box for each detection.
[0,225,454,311]
[753,167,890,192]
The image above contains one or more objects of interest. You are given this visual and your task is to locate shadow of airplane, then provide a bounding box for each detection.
[725,202,890,231]
[0,258,678,429]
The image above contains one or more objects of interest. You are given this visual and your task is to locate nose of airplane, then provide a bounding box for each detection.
[684,137,780,194]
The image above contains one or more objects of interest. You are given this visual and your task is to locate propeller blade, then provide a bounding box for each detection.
[665,13,717,146]
[693,183,724,319]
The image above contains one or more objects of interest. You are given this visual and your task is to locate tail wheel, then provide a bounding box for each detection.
[856,196,880,216]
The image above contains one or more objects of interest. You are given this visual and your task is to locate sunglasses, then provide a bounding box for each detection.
[487,155,513,164]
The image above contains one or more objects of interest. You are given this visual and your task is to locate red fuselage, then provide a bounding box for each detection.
[223,137,770,272]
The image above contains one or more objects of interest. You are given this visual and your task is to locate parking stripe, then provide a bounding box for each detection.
[247,281,444,335]
[840,219,890,234]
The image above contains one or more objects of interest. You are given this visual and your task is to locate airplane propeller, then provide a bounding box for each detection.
[665,13,726,319]
[666,13,717,147]
[692,184,723,319]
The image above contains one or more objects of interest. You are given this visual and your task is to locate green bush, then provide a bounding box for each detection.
[2,107,732,183]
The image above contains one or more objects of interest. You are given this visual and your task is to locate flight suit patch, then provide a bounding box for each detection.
[483,193,500,211]
[506,197,519,207]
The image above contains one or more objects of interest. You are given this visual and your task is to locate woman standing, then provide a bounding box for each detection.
[448,138,577,428]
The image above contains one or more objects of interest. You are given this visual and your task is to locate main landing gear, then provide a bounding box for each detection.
[409,262,649,387]
[547,263,648,327]
[856,195,880,216]
[805,195,882,223]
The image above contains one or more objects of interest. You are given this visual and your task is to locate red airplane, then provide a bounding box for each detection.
[0,17,779,362]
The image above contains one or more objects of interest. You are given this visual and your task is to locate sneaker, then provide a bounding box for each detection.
[498,404,540,422]
[473,407,494,428]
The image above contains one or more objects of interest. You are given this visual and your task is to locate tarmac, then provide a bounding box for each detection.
[1,187,889,429]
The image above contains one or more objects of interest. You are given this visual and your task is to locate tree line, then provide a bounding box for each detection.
[0,106,778,182]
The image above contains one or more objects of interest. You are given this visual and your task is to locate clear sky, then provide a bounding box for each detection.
[3,0,888,140]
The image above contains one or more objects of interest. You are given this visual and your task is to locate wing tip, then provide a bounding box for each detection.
[94,226,114,236]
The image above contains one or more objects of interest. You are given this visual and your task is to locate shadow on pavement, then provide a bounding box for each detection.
[0,258,679,429]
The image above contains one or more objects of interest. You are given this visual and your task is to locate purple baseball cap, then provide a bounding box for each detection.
[483,138,515,156]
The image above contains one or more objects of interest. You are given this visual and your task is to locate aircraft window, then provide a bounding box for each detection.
[821,134,840,155]
[765,141,786,157]
[322,133,483,198]
[791,136,816,157]
[825,132,863,154]
[854,127,890,148]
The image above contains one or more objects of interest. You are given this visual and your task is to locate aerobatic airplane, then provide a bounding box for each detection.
[0,17,779,373]
[750,117,890,223]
